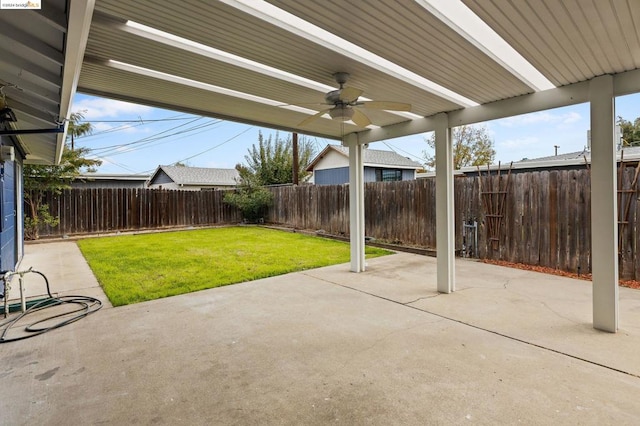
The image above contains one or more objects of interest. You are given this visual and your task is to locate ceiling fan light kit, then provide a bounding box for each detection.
[329,106,354,121]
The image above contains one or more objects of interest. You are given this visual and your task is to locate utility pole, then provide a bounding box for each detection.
[292,132,299,185]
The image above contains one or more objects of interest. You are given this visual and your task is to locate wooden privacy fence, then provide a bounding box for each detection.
[267,167,639,280]
[34,166,640,280]
[38,188,241,236]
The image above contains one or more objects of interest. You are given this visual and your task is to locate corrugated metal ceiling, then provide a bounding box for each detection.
[463,0,640,87]
[78,0,639,141]
[3,0,639,164]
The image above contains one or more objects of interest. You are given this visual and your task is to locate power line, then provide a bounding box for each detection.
[382,141,424,163]
[104,120,227,158]
[170,126,254,166]
[94,156,141,174]
[78,115,191,124]
[87,117,209,155]
[103,120,225,158]
[133,126,255,175]
[78,114,194,139]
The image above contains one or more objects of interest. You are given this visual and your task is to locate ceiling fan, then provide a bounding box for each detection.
[298,72,411,128]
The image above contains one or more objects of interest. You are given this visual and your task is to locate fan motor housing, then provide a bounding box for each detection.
[325,90,343,104]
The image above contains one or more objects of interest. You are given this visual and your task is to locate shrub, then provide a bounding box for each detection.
[224,185,273,223]
[24,204,59,240]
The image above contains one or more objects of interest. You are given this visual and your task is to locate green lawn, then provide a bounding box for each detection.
[77,226,391,306]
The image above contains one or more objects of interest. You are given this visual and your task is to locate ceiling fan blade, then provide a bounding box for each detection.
[298,108,330,127]
[359,101,412,111]
[339,86,364,102]
[351,108,371,128]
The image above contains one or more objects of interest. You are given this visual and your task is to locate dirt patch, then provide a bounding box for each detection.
[482,259,640,290]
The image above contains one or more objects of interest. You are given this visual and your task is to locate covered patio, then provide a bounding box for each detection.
[1,242,639,424]
[2,1,638,332]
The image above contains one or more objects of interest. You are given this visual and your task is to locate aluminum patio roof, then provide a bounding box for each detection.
[0,0,92,164]
[78,0,640,143]
[1,1,639,164]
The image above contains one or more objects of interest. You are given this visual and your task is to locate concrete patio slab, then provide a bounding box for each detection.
[9,241,111,307]
[1,243,639,425]
[307,253,640,377]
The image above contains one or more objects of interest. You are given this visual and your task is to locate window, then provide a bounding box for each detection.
[375,168,403,182]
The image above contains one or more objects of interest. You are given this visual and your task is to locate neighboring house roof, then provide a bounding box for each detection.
[306,144,423,171]
[486,146,640,172]
[76,173,150,182]
[72,173,150,189]
[519,145,640,164]
[149,166,239,187]
[417,146,640,178]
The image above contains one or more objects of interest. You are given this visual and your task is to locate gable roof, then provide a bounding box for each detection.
[150,166,239,187]
[307,145,423,171]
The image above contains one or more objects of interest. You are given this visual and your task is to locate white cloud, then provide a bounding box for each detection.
[72,98,152,119]
[497,111,584,127]
[498,136,539,149]
[92,122,113,133]
[561,111,581,124]
[204,159,236,169]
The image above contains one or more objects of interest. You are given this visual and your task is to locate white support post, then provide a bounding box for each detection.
[348,141,366,272]
[589,75,618,333]
[435,113,455,293]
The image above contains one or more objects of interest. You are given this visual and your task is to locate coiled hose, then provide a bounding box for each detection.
[0,269,102,343]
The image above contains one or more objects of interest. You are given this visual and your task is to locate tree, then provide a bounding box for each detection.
[68,111,91,150]
[24,112,101,239]
[223,179,273,223]
[618,116,640,146]
[422,124,496,170]
[236,131,315,186]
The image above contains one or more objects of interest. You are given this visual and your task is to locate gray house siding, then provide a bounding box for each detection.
[315,166,414,185]
[151,170,174,186]
[314,167,350,185]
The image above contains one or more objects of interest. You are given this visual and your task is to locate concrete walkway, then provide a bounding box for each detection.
[1,242,639,425]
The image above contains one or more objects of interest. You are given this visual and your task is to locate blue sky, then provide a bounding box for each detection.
[72,92,640,175]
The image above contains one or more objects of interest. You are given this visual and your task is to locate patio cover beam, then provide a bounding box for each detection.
[355,69,640,144]
[57,0,95,164]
